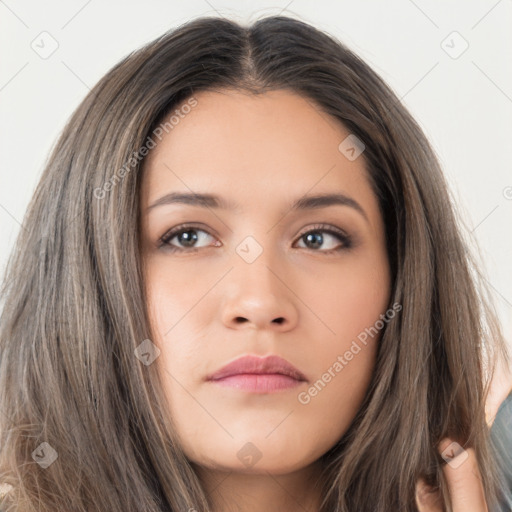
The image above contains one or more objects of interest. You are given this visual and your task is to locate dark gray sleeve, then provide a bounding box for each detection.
[490,390,512,512]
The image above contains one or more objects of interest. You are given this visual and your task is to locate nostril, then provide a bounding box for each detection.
[272,317,285,325]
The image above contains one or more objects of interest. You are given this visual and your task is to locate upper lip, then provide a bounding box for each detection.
[206,355,307,382]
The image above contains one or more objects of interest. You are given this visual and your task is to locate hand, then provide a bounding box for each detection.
[415,438,488,512]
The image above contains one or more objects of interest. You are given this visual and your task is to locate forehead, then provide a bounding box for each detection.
[140,89,379,227]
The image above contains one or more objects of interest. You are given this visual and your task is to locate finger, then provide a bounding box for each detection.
[438,438,488,512]
[415,477,443,512]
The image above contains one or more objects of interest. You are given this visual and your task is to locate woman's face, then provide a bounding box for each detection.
[140,89,391,475]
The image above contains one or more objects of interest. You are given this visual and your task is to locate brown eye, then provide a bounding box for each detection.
[159,225,218,252]
[158,223,352,254]
[294,225,352,253]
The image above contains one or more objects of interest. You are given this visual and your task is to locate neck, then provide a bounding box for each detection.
[192,459,324,512]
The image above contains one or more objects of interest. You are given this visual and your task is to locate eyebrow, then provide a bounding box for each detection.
[146,191,369,222]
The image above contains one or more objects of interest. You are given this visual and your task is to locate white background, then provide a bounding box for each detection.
[0,0,511,343]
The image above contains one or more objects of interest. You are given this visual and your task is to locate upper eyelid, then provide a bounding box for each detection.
[160,223,215,243]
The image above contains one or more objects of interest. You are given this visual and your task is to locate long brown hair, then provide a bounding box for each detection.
[0,15,509,512]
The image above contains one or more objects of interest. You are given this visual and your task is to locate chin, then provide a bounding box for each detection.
[185,436,323,475]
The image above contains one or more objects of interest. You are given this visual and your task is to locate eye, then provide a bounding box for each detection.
[159,223,219,252]
[294,224,352,253]
[158,223,352,254]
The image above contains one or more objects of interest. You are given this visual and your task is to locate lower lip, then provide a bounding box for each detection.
[208,373,303,393]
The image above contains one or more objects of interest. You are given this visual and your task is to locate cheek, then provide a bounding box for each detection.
[298,251,391,348]
[145,261,213,342]
[144,266,217,402]
[291,252,389,420]
[292,346,377,466]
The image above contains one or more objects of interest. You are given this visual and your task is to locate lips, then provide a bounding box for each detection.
[206,354,307,382]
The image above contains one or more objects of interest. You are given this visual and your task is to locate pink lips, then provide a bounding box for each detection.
[206,354,307,393]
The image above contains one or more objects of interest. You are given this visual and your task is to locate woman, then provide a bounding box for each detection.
[0,15,510,512]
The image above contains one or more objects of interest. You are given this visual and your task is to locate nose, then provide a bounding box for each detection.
[220,262,299,332]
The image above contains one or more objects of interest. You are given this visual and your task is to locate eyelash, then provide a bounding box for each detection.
[158,223,353,255]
